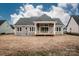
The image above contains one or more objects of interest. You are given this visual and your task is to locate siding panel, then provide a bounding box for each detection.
[67,17,79,33]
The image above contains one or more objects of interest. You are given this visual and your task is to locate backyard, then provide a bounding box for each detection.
[0,34,79,56]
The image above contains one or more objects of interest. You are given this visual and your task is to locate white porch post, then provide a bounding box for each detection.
[35,23,37,35]
[14,27,17,35]
[61,27,63,35]
[53,22,56,35]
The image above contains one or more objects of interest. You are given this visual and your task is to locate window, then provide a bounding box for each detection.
[17,27,22,31]
[59,27,61,31]
[56,27,58,31]
[20,27,22,31]
[17,27,19,31]
[32,27,35,31]
[30,27,31,31]
[32,27,33,31]
[56,27,61,31]
[26,27,27,30]
[30,27,35,31]
[41,27,48,33]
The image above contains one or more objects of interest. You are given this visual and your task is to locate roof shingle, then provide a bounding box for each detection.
[15,14,63,25]
[0,20,6,25]
[72,15,79,25]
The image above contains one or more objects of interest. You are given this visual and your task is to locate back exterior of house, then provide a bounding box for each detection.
[14,14,64,36]
[66,15,79,34]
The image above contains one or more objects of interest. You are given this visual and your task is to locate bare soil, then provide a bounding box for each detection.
[0,34,79,56]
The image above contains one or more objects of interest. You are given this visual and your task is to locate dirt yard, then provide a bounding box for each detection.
[0,34,79,56]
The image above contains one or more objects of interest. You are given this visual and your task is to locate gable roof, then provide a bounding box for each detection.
[10,25,15,29]
[66,16,71,27]
[0,20,6,25]
[72,15,79,25]
[15,14,63,25]
[66,15,79,27]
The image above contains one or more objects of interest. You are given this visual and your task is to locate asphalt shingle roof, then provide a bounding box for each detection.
[10,25,15,29]
[72,15,79,25]
[66,15,79,27]
[0,20,6,25]
[15,14,63,25]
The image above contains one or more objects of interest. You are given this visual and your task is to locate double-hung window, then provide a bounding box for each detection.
[41,27,48,33]
[30,27,35,31]
[17,27,22,31]
[56,27,61,32]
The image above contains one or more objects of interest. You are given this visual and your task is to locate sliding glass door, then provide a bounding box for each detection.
[40,26,48,33]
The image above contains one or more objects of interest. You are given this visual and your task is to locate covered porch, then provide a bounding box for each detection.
[34,21,56,35]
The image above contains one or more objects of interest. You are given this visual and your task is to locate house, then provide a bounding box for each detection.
[0,20,14,34]
[14,14,64,36]
[66,15,79,35]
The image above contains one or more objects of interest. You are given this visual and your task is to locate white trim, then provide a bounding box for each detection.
[33,21,55,24]
[53,22,56,35]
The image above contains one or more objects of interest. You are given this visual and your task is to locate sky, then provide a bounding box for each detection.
[0,3,57,19]
[0,3,79,26]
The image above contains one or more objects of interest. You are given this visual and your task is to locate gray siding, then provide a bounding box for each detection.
[14,25,35,36]
[14,24,64,36]
[55,25,63,35]
[67,17,79,33]
[0,21,13,34]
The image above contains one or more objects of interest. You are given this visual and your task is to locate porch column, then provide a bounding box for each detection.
[53,22,56,35]
[34,23,37,35]
[61,27,63,35]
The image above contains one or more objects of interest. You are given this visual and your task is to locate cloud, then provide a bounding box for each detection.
[58,3,78,8]
[11,4,44,24]
[58,3,67,8]
[11,3,72,26]
[58,3,79,15]
[46,6,70,26]
[71,3,78,9]
[57,3,79,25]
[10,13,23,24]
